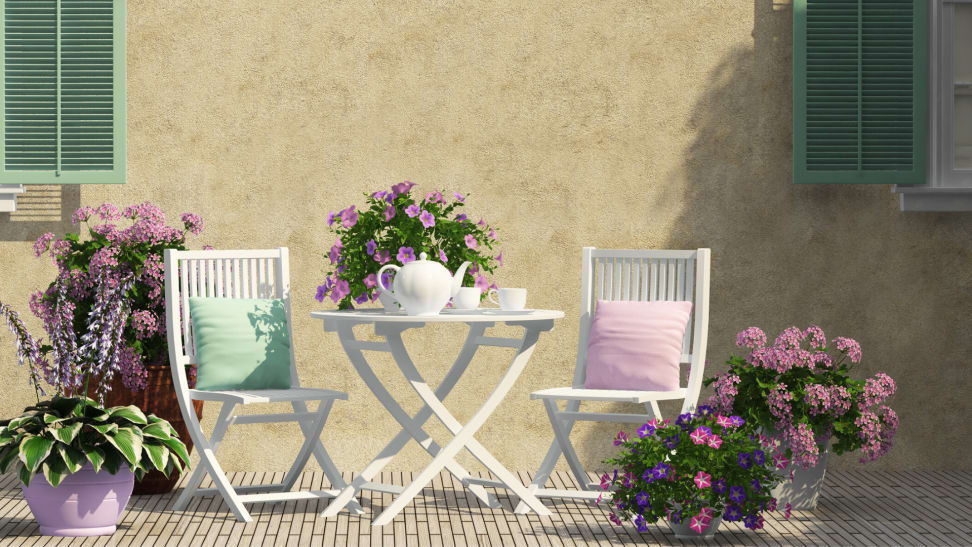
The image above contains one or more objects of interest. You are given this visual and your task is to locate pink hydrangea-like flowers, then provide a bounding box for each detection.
[833,336,862,363]
[736,326,767,348]
[181,213,204,235]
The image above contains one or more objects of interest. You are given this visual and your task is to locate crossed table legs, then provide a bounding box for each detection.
[321,318,555,525]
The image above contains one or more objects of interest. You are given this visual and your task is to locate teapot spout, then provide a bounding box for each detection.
[451,261,472,296]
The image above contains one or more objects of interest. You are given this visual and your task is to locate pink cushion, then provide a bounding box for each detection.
[583,300,693,391]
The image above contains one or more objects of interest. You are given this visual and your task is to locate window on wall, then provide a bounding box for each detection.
[0,0,126,187]
[793,0,972,211]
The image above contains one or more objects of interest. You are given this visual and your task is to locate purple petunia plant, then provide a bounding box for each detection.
[11,203,207,399]
[318,182,503,309]
[704,326,898,467]
[603,406,785,535]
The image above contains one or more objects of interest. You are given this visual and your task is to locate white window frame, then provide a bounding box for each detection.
[931,0,972,187]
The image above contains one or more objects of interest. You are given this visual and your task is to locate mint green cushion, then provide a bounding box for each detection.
[189,298,293,391]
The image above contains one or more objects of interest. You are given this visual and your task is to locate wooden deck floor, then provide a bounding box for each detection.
[0,469,969,546]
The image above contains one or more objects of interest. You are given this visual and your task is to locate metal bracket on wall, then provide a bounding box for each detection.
[0,184,24,213]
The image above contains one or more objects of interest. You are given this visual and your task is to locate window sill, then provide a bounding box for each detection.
[0,184,24,213]
[891,185,972,212]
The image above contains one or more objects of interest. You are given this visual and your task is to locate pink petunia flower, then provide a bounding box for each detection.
[474,275,488,292]
[383,205,396,221]
[706,435,722,449]
[405,204,421,218]
[419,210,435,228]
[363,273,378,288]
[464,234,478,249]
[693,471,711,489]
[690,427,709,445]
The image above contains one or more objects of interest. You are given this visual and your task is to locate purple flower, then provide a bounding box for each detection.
[403,204,420,218]
[364,273,378,288]
[633,514,648,533]
[366,239,377,255]
[180,213,203,236]
[675,412,693,431]
[752,449,766,466]
[464,234,478,249]
[729,415,745,427]
[637,423,655,438]
[372,190,387,200]
[664,433,679,449]
[383,205,396,221]
[373,249,390,264]
[327,211,338,226]
[328,239,343,264]
[72,206,95,225]
[33,233,55,258]
[354,293,369,305]
[391,180,416,195]
[651,462,671,480]
[477,218,486,226]
[496,251,503,266]
[96,203,120,221]
[438,248,447,263]
[694,404,715,418]
[453,192,465,202]
[712,477,728,494]
[728,486,746,503]
[474,275,488,292]
[330,279,350,303]
[613,431,628,446]
[315,284,328,303]
[635,491,650,507]
[455,213,468,222]
[425,191,443,203]
[723,505,742,522]
[488,228,496,240]
[340,206,359,228]
[641,468,655,484]
[397,246,416,263]
[419,210,435,228]
[737,452,752,470]
[750,478,761,492]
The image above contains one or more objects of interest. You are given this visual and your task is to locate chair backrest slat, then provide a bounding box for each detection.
[165,248,301,395]
[572,247,711,397]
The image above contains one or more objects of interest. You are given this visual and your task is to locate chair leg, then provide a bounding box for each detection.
[281,400,333,491]
[647,400,663,421]
[173,401,237,511]
[514,399,582,514]
[543,399,591,491]
[292,401,366,515]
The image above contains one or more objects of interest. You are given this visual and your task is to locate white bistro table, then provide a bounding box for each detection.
[310,308,564,526]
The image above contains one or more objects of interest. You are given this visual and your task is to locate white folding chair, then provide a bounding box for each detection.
[164,247,362,522]
[517,247,711,511]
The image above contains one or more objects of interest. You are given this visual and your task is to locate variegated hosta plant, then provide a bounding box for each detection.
[0,396,190,487]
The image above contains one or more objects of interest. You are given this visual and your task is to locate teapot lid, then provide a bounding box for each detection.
[419,252,428,261]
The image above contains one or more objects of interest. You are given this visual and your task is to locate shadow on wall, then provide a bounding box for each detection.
[576,0,971,472]
[0,185,80,241]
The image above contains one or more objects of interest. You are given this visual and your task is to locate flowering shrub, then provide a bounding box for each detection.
[704,326,897,467]
[25,202,206,397]
[603,406,785,534]
[317,182,502,309]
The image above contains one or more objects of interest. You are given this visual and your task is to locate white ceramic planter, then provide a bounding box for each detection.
[770,439,831,510]
[668,516,722,539]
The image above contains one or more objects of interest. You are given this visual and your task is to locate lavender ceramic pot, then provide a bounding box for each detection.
[21,464,134,536]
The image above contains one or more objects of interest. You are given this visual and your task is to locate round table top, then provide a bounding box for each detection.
[310,308,564,323]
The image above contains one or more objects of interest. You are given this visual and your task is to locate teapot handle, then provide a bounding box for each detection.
[376,264,400,302]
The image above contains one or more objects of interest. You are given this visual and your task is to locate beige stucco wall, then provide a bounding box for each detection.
[0,0,969,476]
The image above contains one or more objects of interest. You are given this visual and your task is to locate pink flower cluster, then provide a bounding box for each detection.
[855,405,898,463]
[804,383,851,417]
[767,383,794,427]
[861,372,896,407]
[736,327,768,349]
[708,373,740,413]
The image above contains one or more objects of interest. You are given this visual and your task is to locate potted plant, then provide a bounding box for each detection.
[29,202,207,494]
[317,181,503,309]
[602,406,786,539]
[704,325,898,509]
[1,299,189,536]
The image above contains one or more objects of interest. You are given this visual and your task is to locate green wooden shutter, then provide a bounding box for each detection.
[794,0,927,184]
[0,0,125,185]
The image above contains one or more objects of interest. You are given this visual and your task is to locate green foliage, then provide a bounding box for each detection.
[0,397,189,487]
[603,412,781,529]
[322,186,502,309]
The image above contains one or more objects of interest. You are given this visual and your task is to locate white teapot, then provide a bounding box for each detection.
[377,252,471,316]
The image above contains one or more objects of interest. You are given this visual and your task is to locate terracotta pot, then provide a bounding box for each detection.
[72,363,203,495]
[21,463,134,536]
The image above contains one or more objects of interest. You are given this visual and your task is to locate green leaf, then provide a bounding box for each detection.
[52,422,83,445]
[108,406,148,425]
[43,413,68,425]
[0,447,18,473]
[18,462,32,486]
[82,445,106,473]
[142,442,168,473]
[141,423,172,441]
[58,445,86,474]
[90,423,118,437]
[106,428,143,466]
[102,448,122,474]
[19,436,55,473]
[160,436,190,466]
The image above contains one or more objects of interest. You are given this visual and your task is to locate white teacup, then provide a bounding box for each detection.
[452,287,481,310]
[487,288,527,310]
